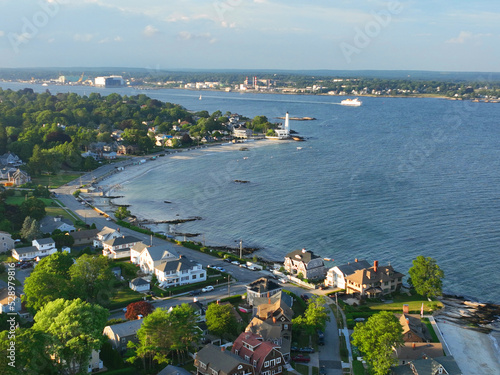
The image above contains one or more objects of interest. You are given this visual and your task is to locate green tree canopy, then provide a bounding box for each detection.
[32,298,109,375]
[408,256,444,298]
[20,216,40,242]
[205,302,238,338]
[351,311,403,375]
[69,254,114,305]
[292,295,330,334]
[20,198,46,221]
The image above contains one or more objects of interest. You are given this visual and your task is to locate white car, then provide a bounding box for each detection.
[202,285,214,293]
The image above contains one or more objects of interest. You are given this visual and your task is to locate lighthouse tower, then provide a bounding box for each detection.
[284,112,290,136]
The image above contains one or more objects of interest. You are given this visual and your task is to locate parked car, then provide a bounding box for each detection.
[239,264,247,268]
[291,346,300,352]
[354,317,366,322]
[224,258,232,263]
[279,278,288,284]
[300,294,310,302]
[202,286,214,293]
[189,289,201,296]
[291,355,310,363]
[231,261,240,265]
[218,268,226,273]
[20,262,32,269]
[317,330,325,345]
[300,347,315,353]
[207,264,214,269]
[319,366,327,375]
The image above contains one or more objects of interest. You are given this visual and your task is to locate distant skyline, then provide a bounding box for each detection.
[1,0,499,72]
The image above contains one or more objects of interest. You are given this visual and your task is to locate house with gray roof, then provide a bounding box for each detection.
[155,255,206,288]
[103,319,143,352]
[345,260,404,298]
[102,235,140,259]
[93,226,122,248]
[136,244,178,273]
[195,344,255,375]
[39,216,76,235]
[284,248,326,280]
[0,231,15,253]
[246,277,282,307]
[158,365,192,375]
[129,277,150,292]
[325,259,371,288]
[69,229,99,246]
[392,356,462,375]
[12,238,57,261]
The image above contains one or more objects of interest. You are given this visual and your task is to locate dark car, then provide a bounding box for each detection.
[300,347,315,353]
[189,289,201,296]
[20,262,32,269]
[319,366,327,375]
[291,346,300,352]
[291,355,310,363]
[317,330,325,345]
[300,294,310,302]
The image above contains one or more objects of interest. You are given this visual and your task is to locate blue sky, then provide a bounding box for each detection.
[0,0,499,71]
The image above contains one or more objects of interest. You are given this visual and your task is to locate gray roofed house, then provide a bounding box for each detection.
[102,235,140,259]
[345,260,404,298]
[158,365,192,375]
[39,216,76,234]
[392,356,462,375]
[138,245,179,274]
[12,238,57,261]
[284,248,326,280]
[103,319,143,352]
[325,259,371,288]
[154,255,206,288]
[195,344,255,375]
[129,277,150,292]
[69,229,99,245]
[94,226,122,247]
[246,277,282,306]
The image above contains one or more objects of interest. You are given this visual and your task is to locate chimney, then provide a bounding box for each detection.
[355,258,358,262]
[273,317,276,323]
[301,248,306,253]
[221,346,225,352]
[403,304,409,314]
[412,342,416,349]
[374,260,378,272]
[406,318,410,325]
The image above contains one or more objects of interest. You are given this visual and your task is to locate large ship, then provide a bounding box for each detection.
[340,98,362,106]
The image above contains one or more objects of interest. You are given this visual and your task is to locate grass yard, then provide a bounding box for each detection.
[45,206,79,221]
[0,273,22,286]
[352,360,366,375]
[5,196,54,206]
[31,173,82,188]
[109,286,146,310]
[422,318,440,342]
[292,363,309,375]
[366,293,443,314]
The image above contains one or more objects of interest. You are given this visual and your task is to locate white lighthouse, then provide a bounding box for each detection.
[274,112,291,139]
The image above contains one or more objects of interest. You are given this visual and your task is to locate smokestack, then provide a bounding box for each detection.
[374,260,378,272]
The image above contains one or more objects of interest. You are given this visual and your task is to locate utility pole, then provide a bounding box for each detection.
[239,239,243,259]
[227,274,230,296]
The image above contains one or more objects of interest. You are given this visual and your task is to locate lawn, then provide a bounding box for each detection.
[31,173,82,188]
[352,360,366,375]
[422,318,440,343]
[109,286,146,310]
[5,196,54,206]
[366,293,443,314]
[45,206,79,222]
[292,363,309,375]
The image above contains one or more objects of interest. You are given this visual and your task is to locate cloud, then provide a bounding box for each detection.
[98,36,123,44]
[0,31,4,37]
[143,25,159,37]
[177,31,216,44]
[73,33,95,42]
[446,31,491,44]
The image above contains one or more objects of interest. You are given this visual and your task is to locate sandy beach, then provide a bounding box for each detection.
[435,319,500,374]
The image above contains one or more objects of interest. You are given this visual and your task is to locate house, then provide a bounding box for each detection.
[68,229,99,246]
[7,169,31,185]
[0,152,23,167]
[136,245,178,274]
[399,314,432,343]
[39,216,76,235]
[102,235,141,259]
[219,301,243,323]
[284,248,326,280]
[233,125,253,139]
[344,260,404,298]
[246,277,282,307]
[393,342,444,366]
[51,349,103,374]
[103,319,143,352]
[0,287,23,314]
[246,299,293,362]
[0,231,15,253]
[325,259,371,288]
[129,277,150,292]
[195,344,255,375]
[12,238,57,261]
[232,332,285,375]
[155,255,206,288]
[117,144,139,155]
[93,226,122,248]
[392,356,462,375]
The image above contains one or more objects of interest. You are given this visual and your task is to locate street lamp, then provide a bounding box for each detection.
[235,239,243,260]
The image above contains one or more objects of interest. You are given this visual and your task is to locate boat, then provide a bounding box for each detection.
[199,94,202,100]
[297,147,302,150]
[292,136,305,141]
[340,98,362,106]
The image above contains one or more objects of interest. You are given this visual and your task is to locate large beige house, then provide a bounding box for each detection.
[283,248,326,280]
[345,261,404,298]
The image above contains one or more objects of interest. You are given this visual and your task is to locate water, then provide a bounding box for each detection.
[2,82,500,304]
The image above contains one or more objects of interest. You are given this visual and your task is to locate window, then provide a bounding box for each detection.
[276,357,281,364]
[192,274,197,279]
[253,360,257,367]
[264,361,269,368]
[211,369,218,375]
[245,355,250,361]
[235,350,239,355]
[200,362,207,369]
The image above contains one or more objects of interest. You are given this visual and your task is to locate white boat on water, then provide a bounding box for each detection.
[199,94,202,100]
[340,98,362,106]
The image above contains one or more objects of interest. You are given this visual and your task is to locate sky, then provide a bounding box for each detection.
[0,0,499,72]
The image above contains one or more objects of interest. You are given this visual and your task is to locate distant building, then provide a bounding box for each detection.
[103,319,143,352]
[284,248,326,280]
[94,76,125,87]
[68,229,99,246]
[102,235,141,259]
[39,216,76,235]
[155,255,206,288]
[12,238,57,261]
[195,344,255,375]
[325,259,371,288]
[0,231,15,253]
[392,356,462,375]
[246,277,283,307]
[399,314,432,343]
[93,226,122,248]
[232,332,285,375]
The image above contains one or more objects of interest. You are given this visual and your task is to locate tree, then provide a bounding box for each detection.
[20,198,46,221]
[408,256,444,298]
[125,301,155,320]
[205,302,238,338]
[23,252,74,311]
[114,206,131,220]
[52,233,75,249]
[33,298,109,375]
[127,305,201,370]
[69,254,114,305]
[20,216,40,242]
[351,311,403,375]
[292,295,330,334]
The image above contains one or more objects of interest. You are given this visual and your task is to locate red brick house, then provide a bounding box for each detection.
[232,332,285,375]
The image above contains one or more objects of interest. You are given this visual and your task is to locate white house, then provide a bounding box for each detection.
[129,277,150,292]
[93,226,122,248]
[0,231,15,253]
[0,287,22,314]
[137,245,178,274]
[12,238,57,261]
[325,259,371,288]
[102,235,140,259]
[154,255,206,288]
[283,248,326,280]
